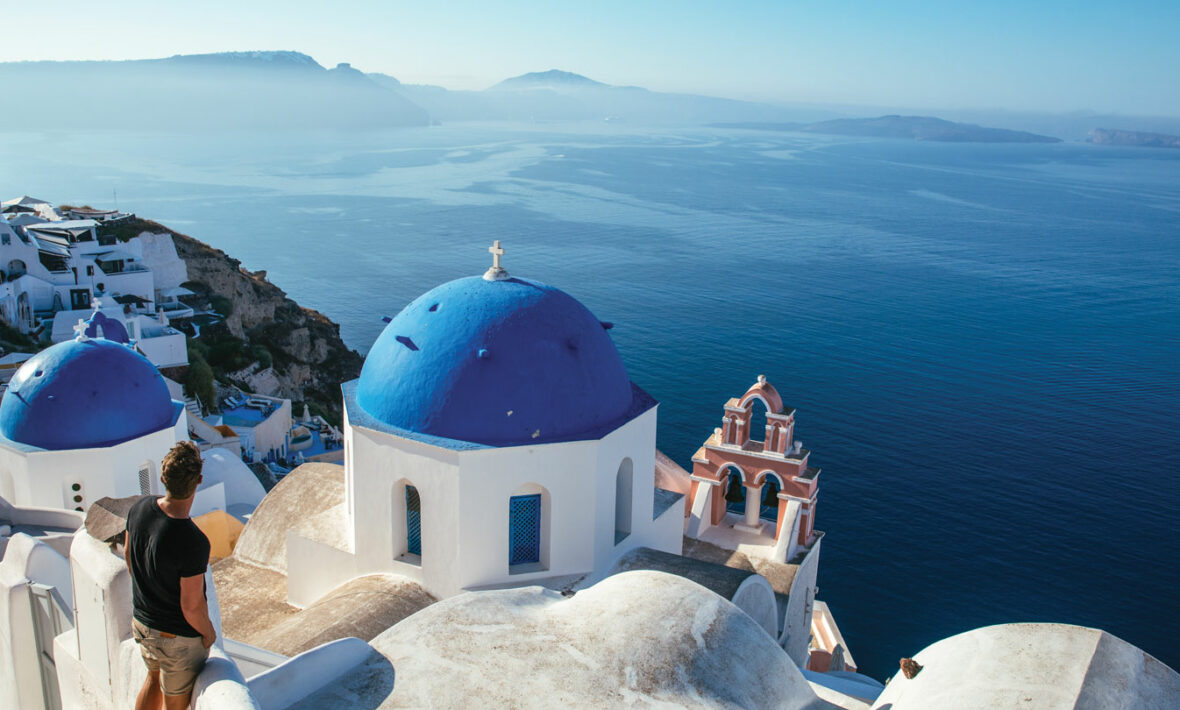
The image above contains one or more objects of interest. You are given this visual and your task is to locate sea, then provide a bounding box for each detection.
[2,123,1177,680]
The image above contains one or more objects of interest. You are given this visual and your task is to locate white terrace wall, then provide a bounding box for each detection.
[135,233,188,294]
[0,534,73,710]
[55,532,257,709]
[782,536,822,666]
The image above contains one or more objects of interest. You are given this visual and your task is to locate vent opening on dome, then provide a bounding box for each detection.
[395,335,419,351]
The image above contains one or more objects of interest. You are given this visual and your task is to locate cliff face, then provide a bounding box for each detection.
[1088,128,1180,148]
[136,220,362,422]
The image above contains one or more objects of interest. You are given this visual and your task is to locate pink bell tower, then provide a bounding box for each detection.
[687,376,820,551]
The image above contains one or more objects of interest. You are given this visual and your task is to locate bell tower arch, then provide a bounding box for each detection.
[686,376,819,555]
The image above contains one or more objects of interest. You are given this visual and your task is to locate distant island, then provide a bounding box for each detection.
[0,55,797,130]
[1088,128,1180,149]
[0,51,429,130]
[490,69,610,90]
[714,115,1062,143]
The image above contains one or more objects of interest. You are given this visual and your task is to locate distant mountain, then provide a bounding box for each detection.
[367,72,403,90]
[391,68,805,124]
[0,52,429,130]
[159,50,323,72]
[491,70,608,90]
[1088,128,1180,149]
[715,115,1061,143]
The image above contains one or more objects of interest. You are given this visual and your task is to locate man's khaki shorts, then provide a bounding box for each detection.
[132,618,209,696]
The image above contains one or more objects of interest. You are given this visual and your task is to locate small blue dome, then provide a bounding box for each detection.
[0,338,178,450]
[84,311,130,344]
[357,276,633,446]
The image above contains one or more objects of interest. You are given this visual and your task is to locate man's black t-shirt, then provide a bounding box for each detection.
[125,496,210,637]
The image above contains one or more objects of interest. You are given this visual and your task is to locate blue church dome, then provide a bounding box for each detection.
[356,276,634,446]
[0,338,179,450]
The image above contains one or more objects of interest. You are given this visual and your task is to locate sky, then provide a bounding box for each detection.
[2,0,1178,116]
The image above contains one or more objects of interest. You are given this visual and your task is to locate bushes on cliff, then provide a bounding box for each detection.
[210,294,234,318]
[250,344,273,370]
[185,345,215,409]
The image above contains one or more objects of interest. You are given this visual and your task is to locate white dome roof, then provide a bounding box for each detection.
[872,623,1180,709]
[200,448,265,513]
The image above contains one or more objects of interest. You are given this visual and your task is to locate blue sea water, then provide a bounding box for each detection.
[2,124,1178,680]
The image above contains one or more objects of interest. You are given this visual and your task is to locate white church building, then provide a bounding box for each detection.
[0,310,263,519]
[295,244,682,602]
[0,330,187,512]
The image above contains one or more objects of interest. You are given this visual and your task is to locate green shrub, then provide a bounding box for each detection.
[210,295,234,318]
[250,344,273,370]
[185,348,215,409]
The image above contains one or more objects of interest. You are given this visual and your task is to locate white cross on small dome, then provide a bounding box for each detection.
[484,240,509,281]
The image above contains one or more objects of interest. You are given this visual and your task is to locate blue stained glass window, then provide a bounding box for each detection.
[509,494,541,565]
[406,485,421,556]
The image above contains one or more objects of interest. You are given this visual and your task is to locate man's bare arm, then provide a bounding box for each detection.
[122,531,132,574]
[179,574,216,648]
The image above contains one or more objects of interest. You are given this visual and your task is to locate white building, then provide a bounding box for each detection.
[0,335,187,512]
[280,256,683,603]
[0,199,189,371]
[210,393,293,463]
[0,329,262,521]
[49,305,188,369]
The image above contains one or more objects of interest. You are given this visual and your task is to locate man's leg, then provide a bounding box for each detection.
[135,668,162,710]
[158,635,208,710]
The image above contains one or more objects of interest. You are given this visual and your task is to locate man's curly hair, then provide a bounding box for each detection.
[161,441,203,499]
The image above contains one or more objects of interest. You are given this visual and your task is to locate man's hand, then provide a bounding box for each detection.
[179,573,217,651]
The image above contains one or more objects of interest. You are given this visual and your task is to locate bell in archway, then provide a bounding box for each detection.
[762,481,780,508]
[724,475,745,503]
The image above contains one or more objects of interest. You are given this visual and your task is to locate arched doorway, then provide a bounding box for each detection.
[16,292,30,330]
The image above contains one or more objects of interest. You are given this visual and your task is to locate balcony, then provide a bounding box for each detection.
[97,262,150,276]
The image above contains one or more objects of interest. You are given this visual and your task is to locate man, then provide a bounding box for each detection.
[124,441,216,710]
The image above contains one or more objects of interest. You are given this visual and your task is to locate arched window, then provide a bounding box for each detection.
[392,479,422,564]
[614,458,633,544]
[406,485,422,556]
[16,292,30,329]
[509,493,542,567]
[138,462,154,496]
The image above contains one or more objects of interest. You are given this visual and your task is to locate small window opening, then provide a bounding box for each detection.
[406,485,421,556]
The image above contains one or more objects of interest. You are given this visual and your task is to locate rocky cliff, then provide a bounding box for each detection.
[1088,128,1180,148]
[132,219,363,423]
